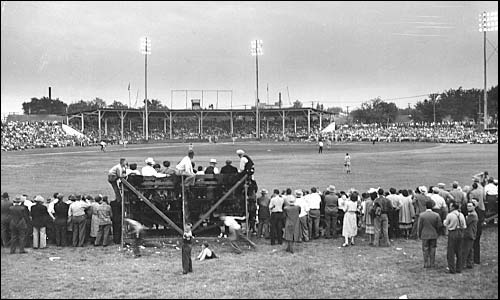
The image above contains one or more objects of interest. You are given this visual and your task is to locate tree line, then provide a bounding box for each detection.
[20,85,497,126]
[350,85,498,124]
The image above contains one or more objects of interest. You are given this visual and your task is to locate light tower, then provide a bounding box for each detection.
[251,39,263,139]
[140,36,151,140]
[478,11,498,130]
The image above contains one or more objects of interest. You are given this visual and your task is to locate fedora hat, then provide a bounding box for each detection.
[327,185,336,192]
[145,157,155,165]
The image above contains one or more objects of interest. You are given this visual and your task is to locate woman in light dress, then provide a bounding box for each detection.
[342,192,359,247]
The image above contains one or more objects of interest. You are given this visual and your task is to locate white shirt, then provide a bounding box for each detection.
[338,195,347,212]
[295,196,309,218]
[319,141,324,147]
[430,193,446,210]
[223,216,244,230]
[305,193,322,210]
[485,183,498,196]
[141,165,167,177]
[126,169,141,176]
[239,156,248,173]
[386,194,402,210]
[176,156,195,175]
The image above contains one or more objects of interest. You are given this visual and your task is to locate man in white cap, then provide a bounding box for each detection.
[142,157,166,177]
[176,150,196,185]
[236,149,254,179]
[204,158,220,175]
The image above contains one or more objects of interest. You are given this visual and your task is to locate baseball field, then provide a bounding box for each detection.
[1,141,498,298]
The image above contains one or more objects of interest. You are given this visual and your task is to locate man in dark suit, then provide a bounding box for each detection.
[9,195,31,254]
[418,200,442,268]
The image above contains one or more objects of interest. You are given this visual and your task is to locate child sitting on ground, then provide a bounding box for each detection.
[197,242,217,261]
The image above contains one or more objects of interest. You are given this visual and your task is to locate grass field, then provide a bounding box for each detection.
[1,141,498,299]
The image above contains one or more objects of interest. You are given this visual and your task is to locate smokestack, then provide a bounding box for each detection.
[49,87,52,100]
[279,92,282,108]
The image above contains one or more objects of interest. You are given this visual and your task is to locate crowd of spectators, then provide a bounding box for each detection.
[327,122,498,144]
[2,119,497,151]
[1,121,89,151]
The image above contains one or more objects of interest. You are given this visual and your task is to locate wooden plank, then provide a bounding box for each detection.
[191,174,247,231]
[121,178,184,235]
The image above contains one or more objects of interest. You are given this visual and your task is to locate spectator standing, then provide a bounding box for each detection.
[269,189,284,245]
[430,187,448,235]
[462,202,478,270]
[257,189,271,239]
[471,199,484,265]
[68,195,89,247]
[306,187,322,239]
[386,188,402,239]
[450,181,466,215]
[294,188,310,242]
[9,195,31,254]
[373,189,393,247]
[31,196,49,249]
[484,178,498,223]
[110,199,122,244]
[418,200,442,268]
[399,190,415,239]
[283,192,301,253]
[342,192,359,247]
[323,185,339,239]
[95,197,113,247]
[443,202,466,274]
[181,223,194,274]
[1,192,13,247]
[364,191,377,245]
[108,158,127,202]
[53,194,70,247]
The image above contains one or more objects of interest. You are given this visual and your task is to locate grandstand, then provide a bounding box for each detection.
[64,106,335,143]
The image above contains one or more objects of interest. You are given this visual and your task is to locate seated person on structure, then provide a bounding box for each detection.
[142,157,166,178]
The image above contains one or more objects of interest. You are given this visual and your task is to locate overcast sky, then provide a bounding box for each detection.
[1,1,498,114]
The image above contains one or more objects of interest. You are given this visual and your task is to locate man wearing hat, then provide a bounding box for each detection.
[437,183,454,208]
[257,189,271,239]
[294,189,310,242]
[450,182,466,214]
[236,149,254,179]
[1,192,12,247]
[410,186,432,239]
[283,191,302,253]
[68,194,90,247]
[142,157,167,177]
[9,195,31,254]
[204,158,220,175]
[108,158,127,202]
[53,194,70,247]
[30,195,50,249]
[323,185,339,239]
[430,186,447,235]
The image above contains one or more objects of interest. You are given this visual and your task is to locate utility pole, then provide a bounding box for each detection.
[346,106,350,125]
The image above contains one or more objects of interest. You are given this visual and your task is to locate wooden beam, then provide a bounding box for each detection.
[121,178,184,235]
[191,174,247,231]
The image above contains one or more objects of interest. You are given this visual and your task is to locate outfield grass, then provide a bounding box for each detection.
[1,141,498,299]
[1,141,498,197]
